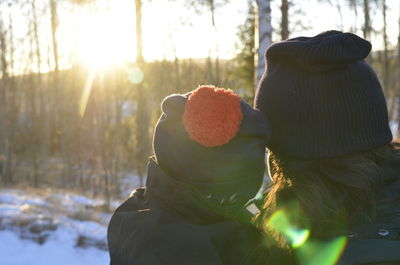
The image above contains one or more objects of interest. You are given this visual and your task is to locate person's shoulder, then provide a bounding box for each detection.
[108,187,158,235]
[114,187,149,213]
[337,238,400,265]
[336,158,400,265]
[107,187,165,265]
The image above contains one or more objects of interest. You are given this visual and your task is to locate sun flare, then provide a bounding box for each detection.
[75,10,133,69]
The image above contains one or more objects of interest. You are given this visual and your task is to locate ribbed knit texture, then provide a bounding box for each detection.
[255,31,392,159]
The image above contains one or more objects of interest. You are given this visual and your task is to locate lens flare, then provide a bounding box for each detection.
[268,209,310,248]
[79,69,96,117]
[128,67,144,84]
[297,237,347,265]
[75,9,134,70]
[267,208,347,265]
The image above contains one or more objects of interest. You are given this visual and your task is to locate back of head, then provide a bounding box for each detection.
[255,30,392,159]
[254,31,394,241]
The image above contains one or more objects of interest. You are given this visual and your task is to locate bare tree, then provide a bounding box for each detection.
[207,0,220,85]
[256,0,272,86]
[0,13,8,93]
[398,0,400,59]
[49,0,59,73]
[133,0,150,187]
[183,0,229,85]
[28,34,40,187]
[396,0,400,138]
[234,0,256,100]
[280,0,289,40]
[49,0,61,154]
[135,0,143,64]
[363,0,371,40]
[348,0,358,31]
[31,0,42,75]
[398,0,400,92]
[381,0,389,95]
[0,9,11,184]
[3,1,17,184]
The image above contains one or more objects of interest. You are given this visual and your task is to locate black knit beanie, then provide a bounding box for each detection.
[149,86,271,219]
[255,30,392,159]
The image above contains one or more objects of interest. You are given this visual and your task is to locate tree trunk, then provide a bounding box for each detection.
[134,0,150,186]
[280,0,289,40]
[0,18,7,81]
[256,0,272,87]
[206,51,213,83]
[335,0,344,30]
[174,55,181,91]
[50,0,59,72]
[110,69,121,196]
[3,3,16,184]
[0,15,10,184]
[209,0,220,85]
[349,0,358,31]
[28,4,40,188]
[396,1,400,139]
[382,0,389,96]
[363,0,371,40]
[32,0,46,123]
[49,0,61,154]
[32,1,42,75]
[135,0,143,64]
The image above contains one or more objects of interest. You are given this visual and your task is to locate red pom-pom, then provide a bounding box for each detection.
[183,85,243,147]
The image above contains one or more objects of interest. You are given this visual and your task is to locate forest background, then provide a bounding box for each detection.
[0,0,399,207]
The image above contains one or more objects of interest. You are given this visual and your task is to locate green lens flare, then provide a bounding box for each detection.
[288,227,311,248]
[128,67,144,84]
[267,208,347,265]
[297,237,347,265]
[267,209,310,248]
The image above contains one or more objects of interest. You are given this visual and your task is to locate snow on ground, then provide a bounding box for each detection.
[390,120,398,136]
[119,173,144,198]
[0,175,143,265]
[0,189,117,265]
[0,229,109,265]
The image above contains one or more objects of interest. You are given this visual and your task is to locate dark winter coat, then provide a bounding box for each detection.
[336,158,400,265]
[107,160,269,265]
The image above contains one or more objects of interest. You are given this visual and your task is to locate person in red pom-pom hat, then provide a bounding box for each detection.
[107,85,280,265]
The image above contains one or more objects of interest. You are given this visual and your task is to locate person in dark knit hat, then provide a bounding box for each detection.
[254,31,400,265]
[107,85,291,265]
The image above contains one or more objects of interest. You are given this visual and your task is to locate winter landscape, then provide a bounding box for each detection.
[0,189,110,264]
[0,174,141,265]
[0,188,116,265]
[1,0,400,264]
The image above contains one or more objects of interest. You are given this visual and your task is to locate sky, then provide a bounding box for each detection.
[1,0,400,73]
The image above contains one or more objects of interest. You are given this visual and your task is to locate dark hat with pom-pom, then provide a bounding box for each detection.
[148,85,271,220]
[254,30,392,159]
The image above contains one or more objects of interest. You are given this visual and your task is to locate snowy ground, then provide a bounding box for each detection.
[0,175,142,265]
[0,230,108,265]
